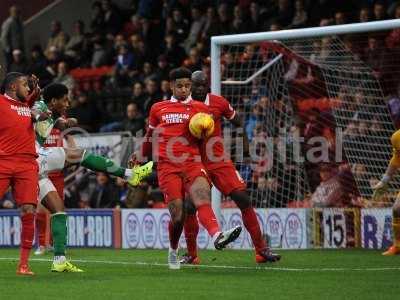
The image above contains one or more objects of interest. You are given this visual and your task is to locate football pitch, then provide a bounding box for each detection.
[0,249,399,300]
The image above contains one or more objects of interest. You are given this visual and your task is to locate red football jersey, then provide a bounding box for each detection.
[148,97,209,162]
[200,93,235,166]
[0,94,36,157]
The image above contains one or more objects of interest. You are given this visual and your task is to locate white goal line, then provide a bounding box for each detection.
[0,257,398,272]
[221,54,283,85]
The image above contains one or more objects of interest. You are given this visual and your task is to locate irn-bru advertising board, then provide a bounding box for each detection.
[0,209,119,248]
[0,208,392,249]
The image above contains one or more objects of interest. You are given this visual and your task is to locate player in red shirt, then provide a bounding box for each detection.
[180,71,281,264]
[0,72,42,275]
[137,67,242,269]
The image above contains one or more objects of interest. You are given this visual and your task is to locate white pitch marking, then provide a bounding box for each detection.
[0,257,399,272]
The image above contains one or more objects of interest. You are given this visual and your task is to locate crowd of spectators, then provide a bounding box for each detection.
[2,0,400,209]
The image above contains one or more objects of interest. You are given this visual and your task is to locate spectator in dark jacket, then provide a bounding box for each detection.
[68,92,102,132]
[102,0,123,35]
[143,78,162,114]
[162,34,186,68]
[1,5,24,71]
[90,172,121,208]
[9,49,27,73]
[27,45,53,87]
[100,103,145,135]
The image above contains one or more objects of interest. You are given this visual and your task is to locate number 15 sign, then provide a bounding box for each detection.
[322,209,347,248]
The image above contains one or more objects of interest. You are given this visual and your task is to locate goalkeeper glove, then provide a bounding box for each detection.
[372,175,390,201]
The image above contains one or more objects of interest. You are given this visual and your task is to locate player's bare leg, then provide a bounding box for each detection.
[17,204,36,276]
[189,177,242,250]
[230,190,281,263]
[383,197,400,255]
[167,199,185,269]
[41,190,83,272]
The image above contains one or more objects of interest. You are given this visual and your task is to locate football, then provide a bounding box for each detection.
[189,112,215,139]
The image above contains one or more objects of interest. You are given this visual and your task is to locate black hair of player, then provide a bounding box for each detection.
[42,83,69,103]
[0,72,25,94]
[169,67,192,82]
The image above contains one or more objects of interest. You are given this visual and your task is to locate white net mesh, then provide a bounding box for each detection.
[218,30,400,210]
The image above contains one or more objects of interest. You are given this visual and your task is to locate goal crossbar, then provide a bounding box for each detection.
[221,54,283,85]
[211,19,400,94]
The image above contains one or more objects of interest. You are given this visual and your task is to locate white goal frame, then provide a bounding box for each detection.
[210,19,400,223]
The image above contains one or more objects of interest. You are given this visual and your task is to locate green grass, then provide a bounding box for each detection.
[0,248,399,300]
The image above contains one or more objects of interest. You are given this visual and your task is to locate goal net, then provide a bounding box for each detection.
[213,21,400,247]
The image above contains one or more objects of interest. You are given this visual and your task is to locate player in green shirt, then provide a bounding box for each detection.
[33,83,153,272]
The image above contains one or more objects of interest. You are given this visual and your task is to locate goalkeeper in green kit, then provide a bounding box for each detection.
[32,83,153,272]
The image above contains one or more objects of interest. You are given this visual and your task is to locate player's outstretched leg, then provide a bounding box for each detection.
[17,204,36,276]
[65,148,153,186]
[190,177,242,250]
[230,190,281,263]
[40,181,83,272]
[180,201,200,265]
[383,199,400,255]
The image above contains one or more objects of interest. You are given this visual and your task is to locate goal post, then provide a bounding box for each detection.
[210,19,400,245]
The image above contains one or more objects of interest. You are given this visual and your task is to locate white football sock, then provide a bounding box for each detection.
[53,255,66,264]
[124,169,133,179]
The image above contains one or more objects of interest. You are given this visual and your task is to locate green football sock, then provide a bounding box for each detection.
[81,152,126,177]
[51,213,67,257]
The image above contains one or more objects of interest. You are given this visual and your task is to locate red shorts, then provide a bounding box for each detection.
[205,161,246,196]
[0,156,39,206]
[157,161,210,204]
[48,172,64,201]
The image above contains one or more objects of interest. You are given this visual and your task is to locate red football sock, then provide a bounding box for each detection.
[36,212,47,247]
[241,207,266,253]
[20,213,35,266]
[184,214,199,257]
[197,204,220,237]
[168,220,183,250]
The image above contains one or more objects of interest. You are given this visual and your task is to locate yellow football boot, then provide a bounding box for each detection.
[128,161,153,186]
[51,261,84,272]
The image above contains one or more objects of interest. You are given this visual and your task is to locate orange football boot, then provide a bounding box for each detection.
[382,245,400,256]
[16,264,34,276]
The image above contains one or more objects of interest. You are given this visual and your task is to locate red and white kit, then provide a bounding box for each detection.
[200,93,246,195]
[0,94,38,206]
[147,97,210,203]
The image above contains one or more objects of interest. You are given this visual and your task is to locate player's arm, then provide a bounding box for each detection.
[229,113,250,157]
[65,134,77,148]
[31,109,51,122]
[53,117,78,131]
[220,96,250,157]
[26,75,41,107]
[372,138,400,199]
